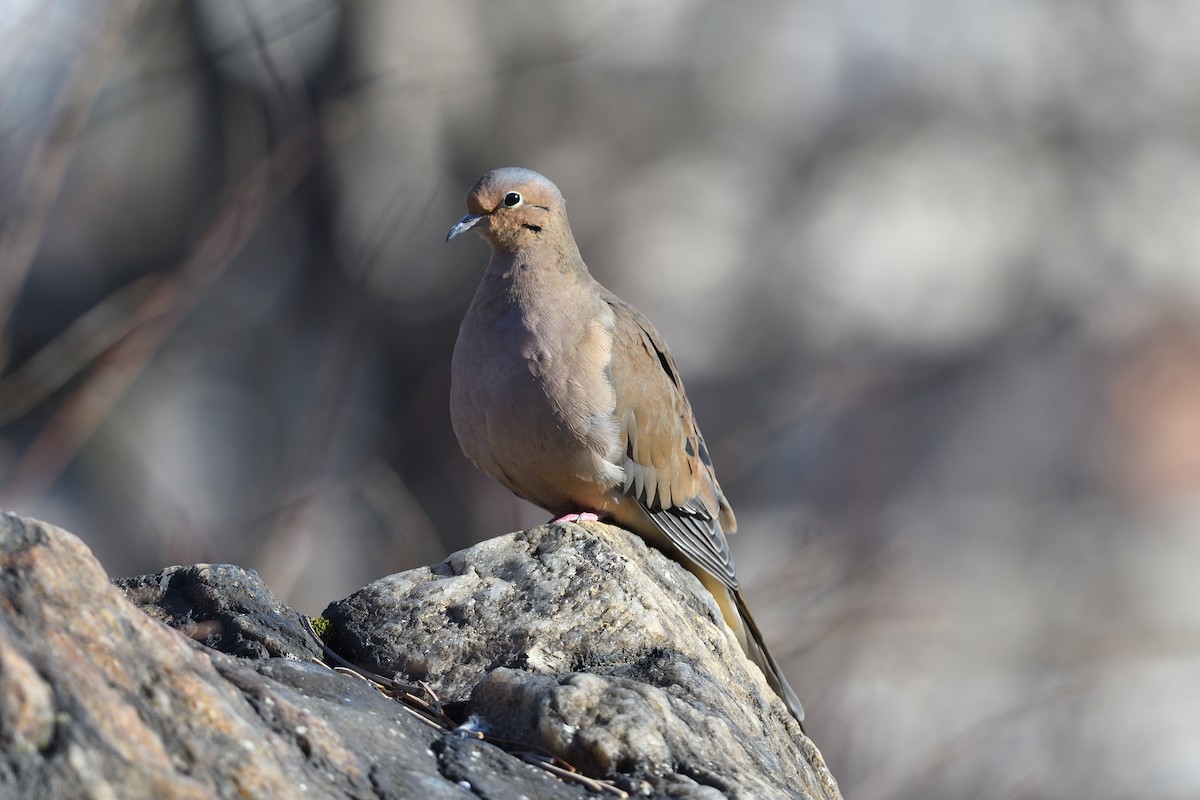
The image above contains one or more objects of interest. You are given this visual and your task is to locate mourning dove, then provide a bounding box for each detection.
[446,167,805,724]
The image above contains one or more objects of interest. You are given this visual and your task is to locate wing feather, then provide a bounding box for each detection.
[602,290,739,591]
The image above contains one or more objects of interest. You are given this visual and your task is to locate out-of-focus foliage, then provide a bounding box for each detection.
[3,2,1199,797]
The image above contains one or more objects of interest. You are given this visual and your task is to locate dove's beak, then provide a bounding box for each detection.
[446,213,484,242]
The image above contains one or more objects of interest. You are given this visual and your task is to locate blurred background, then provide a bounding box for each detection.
[2,1,1199,797]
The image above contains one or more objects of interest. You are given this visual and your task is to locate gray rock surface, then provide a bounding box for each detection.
[0,512,582,800]
[116,562,322,661]
[0,511,840,799]
[324,521,840,799]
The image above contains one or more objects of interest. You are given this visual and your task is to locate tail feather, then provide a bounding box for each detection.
[732,587,806,726]
[616,502,807,728]
[696,570,806,727]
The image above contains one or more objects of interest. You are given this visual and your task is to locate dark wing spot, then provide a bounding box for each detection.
[638,323,686,388]
[697,439,712,466]
[654,347,678,386]
[631,319,681,388]
[684,439,695,458]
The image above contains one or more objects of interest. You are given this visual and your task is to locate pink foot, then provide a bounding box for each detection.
[552,512,599,524]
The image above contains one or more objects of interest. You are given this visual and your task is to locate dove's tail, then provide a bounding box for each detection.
[697,570,806,729]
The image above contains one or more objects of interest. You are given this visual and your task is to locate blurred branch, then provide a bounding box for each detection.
[0,277,159,425]
[236,0,315,127]
[0,2,336,146]
[334,38,595,100]
[0,6,50,124]
[354,459,446,570]
[211,1,339,66]
[0,107,316,508]
[71,6,595,141]
[256,170,439,598]
[861,683,1078,800]
[0,0,149,360]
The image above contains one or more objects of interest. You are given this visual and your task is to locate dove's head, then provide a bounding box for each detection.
[446,168,573,253]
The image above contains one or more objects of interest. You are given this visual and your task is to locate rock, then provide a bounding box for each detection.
[0,512,583,800]
[0,511,840,799]
[323,522,841,799]
[432,734,592,800]
[115,563,322,661]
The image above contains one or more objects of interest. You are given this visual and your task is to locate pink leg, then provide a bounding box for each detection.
[552,512,599,523]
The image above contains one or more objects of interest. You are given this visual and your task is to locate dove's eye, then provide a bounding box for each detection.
[502,192,523,208]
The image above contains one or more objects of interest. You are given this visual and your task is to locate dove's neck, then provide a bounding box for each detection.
[484,237,592,299]
[468,240,602,375]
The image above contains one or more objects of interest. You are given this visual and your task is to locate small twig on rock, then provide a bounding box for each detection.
[517,753,630,798]
[302,616,456,729]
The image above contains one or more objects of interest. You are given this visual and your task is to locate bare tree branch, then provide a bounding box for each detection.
[0,0,150,354]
